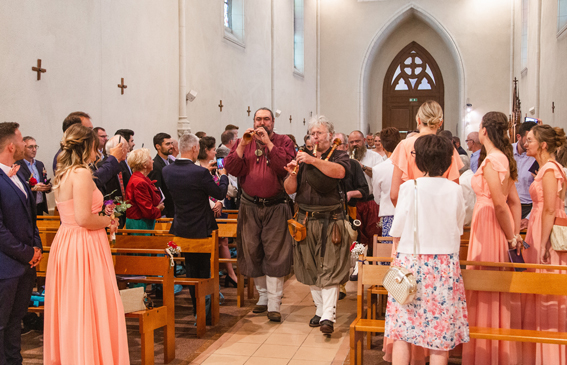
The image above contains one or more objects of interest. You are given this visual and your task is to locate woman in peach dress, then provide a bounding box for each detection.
[462,112,522,365]
[44,125,129,364]
[522,124,567,364]
[384,100,463,364]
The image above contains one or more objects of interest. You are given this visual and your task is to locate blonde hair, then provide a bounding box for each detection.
[416,100,443,129]
[53,124,97,190]
[127,148,152,173]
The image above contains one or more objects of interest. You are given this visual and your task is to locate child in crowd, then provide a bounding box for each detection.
[385,134,469,365]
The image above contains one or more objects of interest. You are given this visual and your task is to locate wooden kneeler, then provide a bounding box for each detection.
[114,255,175,365]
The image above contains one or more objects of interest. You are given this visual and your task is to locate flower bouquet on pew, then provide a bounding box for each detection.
[349,241,367,281]
[165,241,181,267]
[103,194,132,244]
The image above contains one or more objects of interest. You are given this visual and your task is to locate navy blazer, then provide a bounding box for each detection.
[16,159,50,214]
[163,159,228,239]
[53,149,122,192]
[148,155,175,218]
[0,168,42,279]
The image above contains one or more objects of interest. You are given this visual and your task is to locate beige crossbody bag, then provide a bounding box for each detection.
[382,180,418,305]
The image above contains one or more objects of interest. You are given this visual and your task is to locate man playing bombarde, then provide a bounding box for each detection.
[225,107,296,322]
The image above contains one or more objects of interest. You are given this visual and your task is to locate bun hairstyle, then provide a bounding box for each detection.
[478,111,518,181]
[53,124,98,190]
[416,100,443,129]
[531,124,567,155]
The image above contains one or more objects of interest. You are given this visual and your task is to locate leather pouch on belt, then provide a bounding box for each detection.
[288,219,306,242]
[331,222,342,245]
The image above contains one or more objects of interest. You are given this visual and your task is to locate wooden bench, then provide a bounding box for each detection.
[30,250,175,365]
[350,256,567,365]
[112,231,220,338]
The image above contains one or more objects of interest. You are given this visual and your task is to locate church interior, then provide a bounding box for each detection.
[3,0,567,364]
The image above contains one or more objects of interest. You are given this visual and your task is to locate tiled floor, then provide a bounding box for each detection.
[190,277,358,365]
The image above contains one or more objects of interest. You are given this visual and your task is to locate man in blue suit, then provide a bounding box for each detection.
[0,122,43,365]
[162,133,228,317]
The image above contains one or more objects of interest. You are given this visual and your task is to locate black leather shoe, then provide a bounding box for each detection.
[224,276,237,288]
[253,305,268,313]
[267,311,281,322]
[309,315,321,327]
[319,320,334,334]
[339,292,347,300]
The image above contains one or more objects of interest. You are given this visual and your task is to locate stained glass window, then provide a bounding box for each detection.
[224,0,232,30]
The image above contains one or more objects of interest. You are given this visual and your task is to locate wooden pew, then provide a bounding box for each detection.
[112,231,220,338]
[350,257,567,365]
[30,250,175,365]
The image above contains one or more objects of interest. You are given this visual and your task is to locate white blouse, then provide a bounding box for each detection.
[390,177,465,255]
[372,159,395,217]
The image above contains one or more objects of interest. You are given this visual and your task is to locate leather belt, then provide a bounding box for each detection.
[242,191,287,207]
[298,207,344,220]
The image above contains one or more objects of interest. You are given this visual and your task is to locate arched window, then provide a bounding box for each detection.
[559,0,567,35]
[224,0,232,30]
[390,51,437,92]
[294,0,305,75]
[223,0,245,47]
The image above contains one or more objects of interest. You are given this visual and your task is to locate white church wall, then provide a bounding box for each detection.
[318,0,513,140]
[513,0,567,128]
[184,0,317,143]
[0,0,179,171]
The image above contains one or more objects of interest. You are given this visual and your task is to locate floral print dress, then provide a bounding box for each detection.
[384,253,470,350]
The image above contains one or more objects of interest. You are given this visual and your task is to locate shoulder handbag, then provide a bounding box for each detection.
[382,180,418,305]
[120,286,151,314]
[548,160,567,252]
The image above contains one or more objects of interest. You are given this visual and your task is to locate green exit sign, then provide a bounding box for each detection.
[409,98,418,102]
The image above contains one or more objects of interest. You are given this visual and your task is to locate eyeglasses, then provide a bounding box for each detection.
[310,131,328,137]
[465,139,473,143]
[26,145,39,150]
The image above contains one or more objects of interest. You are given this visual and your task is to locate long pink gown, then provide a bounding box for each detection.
[44,189,130,365]
[522,161,567,364]
[463,151,521,365]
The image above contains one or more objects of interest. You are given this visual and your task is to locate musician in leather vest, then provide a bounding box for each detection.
[284,116,351,335]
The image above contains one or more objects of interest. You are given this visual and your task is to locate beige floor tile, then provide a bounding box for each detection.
[288,360,331,365]
[214,341,262,356]
[291,305,318,316]
[292,346,338,362]
[253,343,299,359]
[265,332,309,346]
[301,331,346,349]
[201,354,249,365]
[276,322,314,334]
[229,331,272,344]
[245,357,290,365]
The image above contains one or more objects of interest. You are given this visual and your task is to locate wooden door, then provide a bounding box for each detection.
[382,42,444,133]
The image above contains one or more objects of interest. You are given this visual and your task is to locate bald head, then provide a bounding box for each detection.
[466,132,481,152]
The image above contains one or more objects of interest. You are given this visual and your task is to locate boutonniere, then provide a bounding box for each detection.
[28,176,38,188]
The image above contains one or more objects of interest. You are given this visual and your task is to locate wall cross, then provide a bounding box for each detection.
[117,78,127,94]
[32,59,46,80]
[247,106,251,116]
[218,100,224,112]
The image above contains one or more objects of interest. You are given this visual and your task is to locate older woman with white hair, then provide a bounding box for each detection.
[125,148,164,231]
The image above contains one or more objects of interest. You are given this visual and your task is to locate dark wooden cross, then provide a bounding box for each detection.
[553,102,555,113]
[218,100,223,112]
[289,115,292,123]
[117,78,127,94]
[303,118,306,125]
[32,59,46,80]
[247,106,251,116]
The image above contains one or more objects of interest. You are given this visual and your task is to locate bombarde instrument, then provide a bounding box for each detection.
[242,131,255,143]
[324,138,342,161]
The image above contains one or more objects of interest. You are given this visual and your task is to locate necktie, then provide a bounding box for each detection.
[118,172,126,198]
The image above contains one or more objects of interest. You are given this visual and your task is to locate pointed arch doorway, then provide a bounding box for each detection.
[382,41,444,133]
